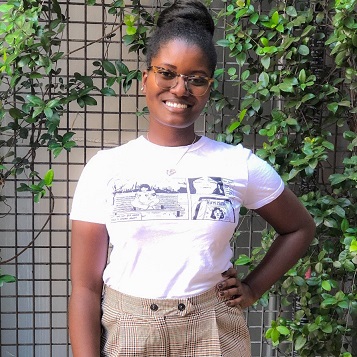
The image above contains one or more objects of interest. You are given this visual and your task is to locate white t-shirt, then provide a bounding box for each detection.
[70,136,284,298]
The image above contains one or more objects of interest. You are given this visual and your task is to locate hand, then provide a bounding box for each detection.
[216,267,258,309]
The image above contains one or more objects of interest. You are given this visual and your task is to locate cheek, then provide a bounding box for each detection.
[195,97,209,112]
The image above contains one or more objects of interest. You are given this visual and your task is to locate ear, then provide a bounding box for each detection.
[141,70,148,94]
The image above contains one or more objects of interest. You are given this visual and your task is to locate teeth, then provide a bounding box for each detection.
[166,101,188,109]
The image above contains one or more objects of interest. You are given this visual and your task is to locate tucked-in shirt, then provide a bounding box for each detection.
[70,136,284,298]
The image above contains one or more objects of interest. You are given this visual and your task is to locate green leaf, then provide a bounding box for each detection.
[322,297,337,307]
[327,102,339,114]
[241,70,250,81]
[126,26,137,35]
[293,276,306,286]
[234,254,251,265]
[321,324,333,333]
[259,72,269,87]
[0,274,16,286]
[52,147,63,158]
[337,300,349,309]
[261,55,270,70]
[286,6,297,17]
[298,45,309,55]
[308,323,319,332]
[228,67,236,76]
[343,260,356,272]
[63,132,75,143]
[329,173,346,185]
[101,87,116,96]
[27,95,44,106]
[322,280,332,291]
[295,335,307,350]
[236,52,246,66]
[228,121,241,133]
[350,240,357,252]
[341,218,349,232]
[276,326,290,335]
[102,60,117,75]
[249,12,259,24]
[278,83,294,93]
[324,217,338,228]
[271,11,279,25]
[9,108,24,119]
[44,107,53,119]
[82,96,97,106]
[315,262,323,273]
[217,39,230,47]
[115,60,129,75]
[299,69,306,83]
[43,169,54,186]
[301,93,315,102]
[271,327,280,342]
[80,75,94,87]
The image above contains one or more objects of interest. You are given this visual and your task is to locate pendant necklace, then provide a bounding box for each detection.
[146,133,198,176]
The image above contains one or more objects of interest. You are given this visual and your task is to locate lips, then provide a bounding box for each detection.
[164,101,189,109]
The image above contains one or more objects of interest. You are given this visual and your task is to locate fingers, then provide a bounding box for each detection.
[217,287,243,308]
[217,276,243,308]
[217,274,255,308]
[221,267,237,278]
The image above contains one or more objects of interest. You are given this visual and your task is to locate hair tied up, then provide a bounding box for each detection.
[157,0,215,36]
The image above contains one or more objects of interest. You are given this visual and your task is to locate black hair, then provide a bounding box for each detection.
[146,0,217,74]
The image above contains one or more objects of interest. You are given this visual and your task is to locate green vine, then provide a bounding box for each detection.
[0,0,356,355]
[220,0,357,355]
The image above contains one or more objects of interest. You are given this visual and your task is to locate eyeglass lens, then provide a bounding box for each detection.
[153,67,210,96]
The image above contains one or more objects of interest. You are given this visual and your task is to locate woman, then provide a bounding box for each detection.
[69,1,315,356]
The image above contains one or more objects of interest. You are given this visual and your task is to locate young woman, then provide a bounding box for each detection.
[69,1,315,356]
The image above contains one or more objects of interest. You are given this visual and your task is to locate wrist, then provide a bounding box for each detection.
[241,279,261,301]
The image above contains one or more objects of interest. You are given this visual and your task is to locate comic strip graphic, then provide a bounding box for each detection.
[107,176,236,222]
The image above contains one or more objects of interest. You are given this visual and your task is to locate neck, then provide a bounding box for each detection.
[146,129,197,147]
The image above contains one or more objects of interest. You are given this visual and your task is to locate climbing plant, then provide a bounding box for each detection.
[0,0,356,356]
[216,0,357,356]
[0,0,142,269]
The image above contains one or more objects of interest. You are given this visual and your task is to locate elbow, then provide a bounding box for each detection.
[301,214,316,247]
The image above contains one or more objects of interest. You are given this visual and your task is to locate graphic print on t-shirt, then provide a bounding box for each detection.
[107,176,235,223]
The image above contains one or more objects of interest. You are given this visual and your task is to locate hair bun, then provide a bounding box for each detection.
[157,0,214,36]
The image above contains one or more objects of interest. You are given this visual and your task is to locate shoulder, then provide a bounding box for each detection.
[87,137,143,164]
[200,136,251,158]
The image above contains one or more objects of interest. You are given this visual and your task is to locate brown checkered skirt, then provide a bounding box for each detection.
[100,285,251,357]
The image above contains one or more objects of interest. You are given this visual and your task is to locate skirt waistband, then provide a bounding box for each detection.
[102,285,225,317]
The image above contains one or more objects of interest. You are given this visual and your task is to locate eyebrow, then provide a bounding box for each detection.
[157,63,210,77]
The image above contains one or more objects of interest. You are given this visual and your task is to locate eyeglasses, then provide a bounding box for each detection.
[147,66,213,97]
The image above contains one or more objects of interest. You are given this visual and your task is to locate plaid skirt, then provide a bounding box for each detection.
[100,285,251,357]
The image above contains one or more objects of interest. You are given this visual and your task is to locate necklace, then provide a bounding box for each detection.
[146,133,198,176]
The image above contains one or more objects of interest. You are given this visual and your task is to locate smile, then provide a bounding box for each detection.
[165,101,188,109]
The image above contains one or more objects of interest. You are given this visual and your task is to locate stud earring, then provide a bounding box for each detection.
[141,86,144,91]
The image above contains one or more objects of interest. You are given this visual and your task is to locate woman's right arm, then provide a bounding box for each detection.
[69,220,109,357]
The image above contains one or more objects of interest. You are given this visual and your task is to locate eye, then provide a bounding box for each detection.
[188,76,209,87]
[157,69,176,80]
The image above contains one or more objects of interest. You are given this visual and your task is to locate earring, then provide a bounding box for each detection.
[141,86,144,91]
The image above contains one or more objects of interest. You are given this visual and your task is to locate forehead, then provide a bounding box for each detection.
[153,39,211,72]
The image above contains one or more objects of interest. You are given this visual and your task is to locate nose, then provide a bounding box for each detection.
[170,75,189,97]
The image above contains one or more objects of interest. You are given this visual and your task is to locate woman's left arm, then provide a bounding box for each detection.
[218,187,315,308]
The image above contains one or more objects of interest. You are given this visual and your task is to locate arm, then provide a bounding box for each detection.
[69,220,109,357]
[218,188,315,308]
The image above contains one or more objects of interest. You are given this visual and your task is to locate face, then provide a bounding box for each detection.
[192,177,218,194]
[142,39,212,130]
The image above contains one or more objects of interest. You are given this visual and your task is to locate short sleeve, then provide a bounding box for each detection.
[242,151,285,210]
[70,151,108,224]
